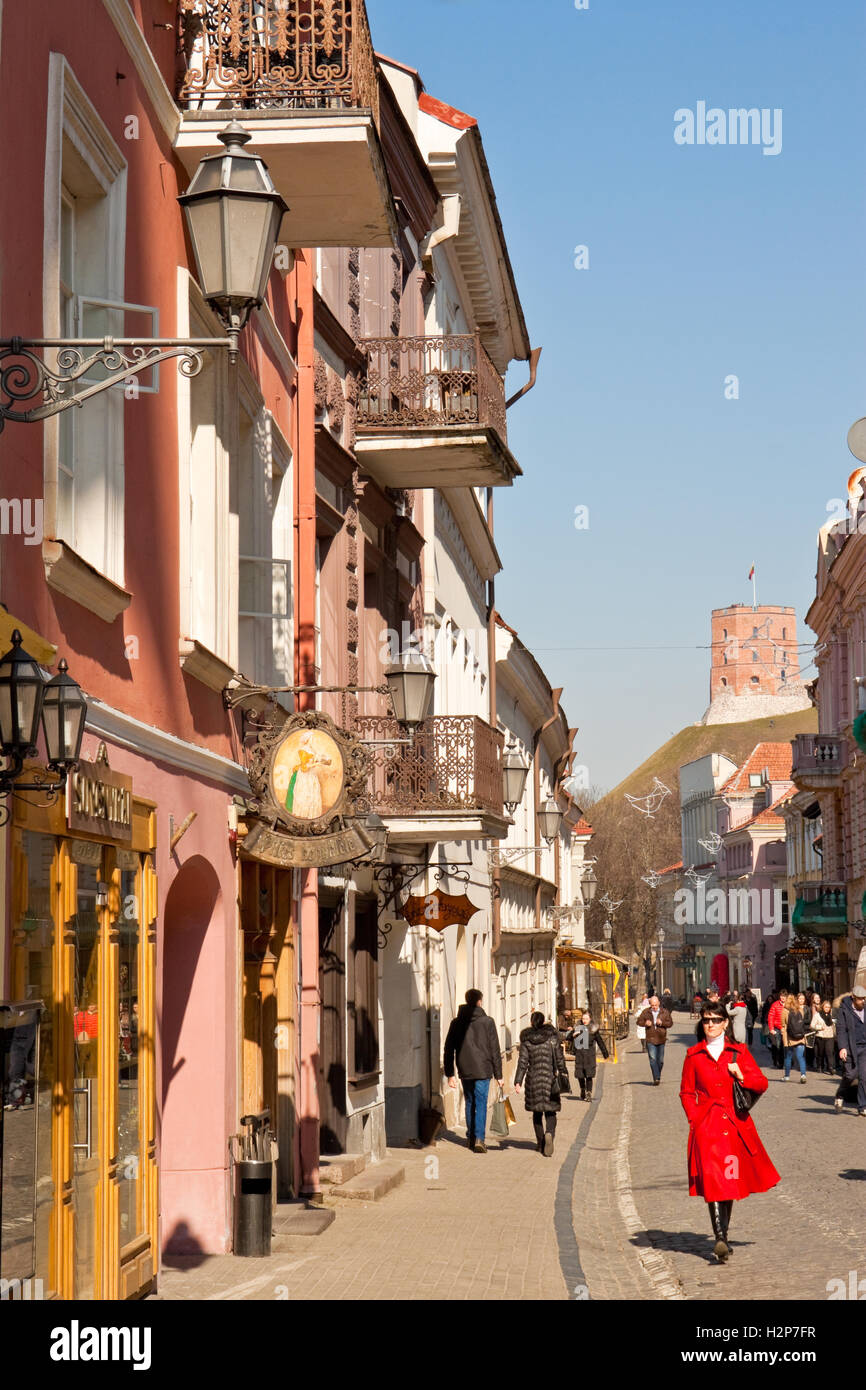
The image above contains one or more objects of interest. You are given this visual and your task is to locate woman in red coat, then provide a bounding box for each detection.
[679,1002,780,1263]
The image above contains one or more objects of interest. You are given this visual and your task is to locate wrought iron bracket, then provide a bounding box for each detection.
[373,856,429,950]
[0,758,68,824]
[489,845,550,869]
[224,678,391,711]
[0,335,236,430]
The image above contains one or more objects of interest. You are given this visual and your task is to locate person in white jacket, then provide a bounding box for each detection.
[727,991,748,1044]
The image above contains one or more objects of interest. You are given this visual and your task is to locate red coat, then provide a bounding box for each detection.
[679,1040,780,1200]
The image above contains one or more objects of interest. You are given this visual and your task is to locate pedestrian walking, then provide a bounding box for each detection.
[661,987,674,1017]
[834,984,866,1116]
[781,991,808,1083]
[813,999,837,1075]
[513,1010,570,1156]
[679,1002,780,1263]
[767,991,785,1070]
[444,988,503,1153]
[744,989,759,1047]
[635,993,649,1052]
[805,995,824,1071]
[635,993,674,1085]
[727,990,748,1044]
[568,1008,608,1101]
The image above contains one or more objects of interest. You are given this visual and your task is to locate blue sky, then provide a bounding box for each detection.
[367,0,866,790]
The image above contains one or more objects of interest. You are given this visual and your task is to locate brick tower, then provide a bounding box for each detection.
[703,604,811,724]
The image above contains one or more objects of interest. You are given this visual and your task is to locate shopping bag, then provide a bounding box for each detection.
[503,1096,517,1128]
[489,1086,509,1137]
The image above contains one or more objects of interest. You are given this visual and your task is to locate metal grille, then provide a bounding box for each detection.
[355,715,504,816]
[356,334,507,443]
[176,0,379,120]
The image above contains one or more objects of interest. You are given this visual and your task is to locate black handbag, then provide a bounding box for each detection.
[727,1049,761,1117]
[550,1041,570,1098]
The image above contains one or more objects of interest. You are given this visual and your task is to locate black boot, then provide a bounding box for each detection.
[708,1202,730,1262]
[719,1200,733,1253]
[585,1082,593,1103]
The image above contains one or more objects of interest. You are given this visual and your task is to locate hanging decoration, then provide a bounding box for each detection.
[624,778,671,818]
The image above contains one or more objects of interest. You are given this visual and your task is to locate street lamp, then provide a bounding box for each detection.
[657,926,666,995]
[384,649,436,727]
[0,122,288,428]
[0,630,86,806]
[536,797,562,845]
[581,866,598,907]
[178,122,289,358]
[502,738,530,814]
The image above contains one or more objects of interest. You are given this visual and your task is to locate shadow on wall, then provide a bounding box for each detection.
[161,854,222,1256]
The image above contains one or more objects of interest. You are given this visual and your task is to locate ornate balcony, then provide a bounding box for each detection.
[355,714,509,844]
[791,734,849,790]
[792,882,848,939]
[354,335,521,489]
[174,0,396,247]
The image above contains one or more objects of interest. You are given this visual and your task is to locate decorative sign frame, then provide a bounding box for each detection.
[244,710,372,868]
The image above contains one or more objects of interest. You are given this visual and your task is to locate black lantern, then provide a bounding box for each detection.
[582,866,598,907]
[178,123,289,345]
[502,738,529,813]
[536,797,562,845]
[41,658,87,770]
[0,631,45,756]
[385,649,436,727]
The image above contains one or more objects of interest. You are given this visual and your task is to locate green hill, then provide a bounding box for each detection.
[601,707,818,808]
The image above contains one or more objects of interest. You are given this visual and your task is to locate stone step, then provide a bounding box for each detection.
[319,1153,367,1185]
[326,1158,405,1203]
[271,1203,335,1239]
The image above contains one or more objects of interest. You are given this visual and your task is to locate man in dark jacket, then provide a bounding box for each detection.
[635,993,674,1085]
[835,983,866,1115]
[444,989,503,1152]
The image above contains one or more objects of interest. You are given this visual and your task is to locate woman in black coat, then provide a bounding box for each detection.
[514,1011,570,1156]
[568,1009,609,1101]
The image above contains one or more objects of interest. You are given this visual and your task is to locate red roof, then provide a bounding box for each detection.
[658,861,683,875]
[418,92,477,130]
[719,743,793,795]
[573,817,594,836]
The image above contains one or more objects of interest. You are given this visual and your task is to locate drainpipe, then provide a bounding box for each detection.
[487,487,502,954]
[533,745,541,931]
[294,249,321,1199]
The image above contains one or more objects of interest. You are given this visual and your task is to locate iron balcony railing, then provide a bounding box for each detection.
[356,334,508,445]
[176,0,379,122]
[355,714,504,818]
[791,733,848,781]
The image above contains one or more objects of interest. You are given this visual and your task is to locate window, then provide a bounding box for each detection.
[751,676,759,685]
[46,57,133,586]
[721,677,727,687]
[749,773,763,787]
[237,389,293,687]
[349,901,379,1081]
[752,650,758,662]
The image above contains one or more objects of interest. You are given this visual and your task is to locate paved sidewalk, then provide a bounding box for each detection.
[155,1086,598,1302]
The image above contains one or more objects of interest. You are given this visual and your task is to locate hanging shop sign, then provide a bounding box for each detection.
[244,711,371,868]
[400,889,480,931]
[67,748,133,844]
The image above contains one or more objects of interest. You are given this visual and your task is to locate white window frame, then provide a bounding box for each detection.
[177,270,234,669]
[43,53,128,587]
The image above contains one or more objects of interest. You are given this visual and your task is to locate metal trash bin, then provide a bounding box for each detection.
[231,1111,277,1258]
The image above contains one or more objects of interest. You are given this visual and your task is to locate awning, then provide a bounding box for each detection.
[792,890,847,939]
[556,944,629,969]
[0,609,56,666]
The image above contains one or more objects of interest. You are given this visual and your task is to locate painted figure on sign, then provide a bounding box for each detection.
[284,731,333,819]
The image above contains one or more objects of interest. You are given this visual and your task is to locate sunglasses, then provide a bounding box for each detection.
[704,1017,727,1025]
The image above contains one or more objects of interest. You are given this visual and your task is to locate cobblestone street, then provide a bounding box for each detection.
[155,1015,864,1302]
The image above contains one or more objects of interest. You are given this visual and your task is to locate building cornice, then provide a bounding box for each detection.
[85,697,249,793]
